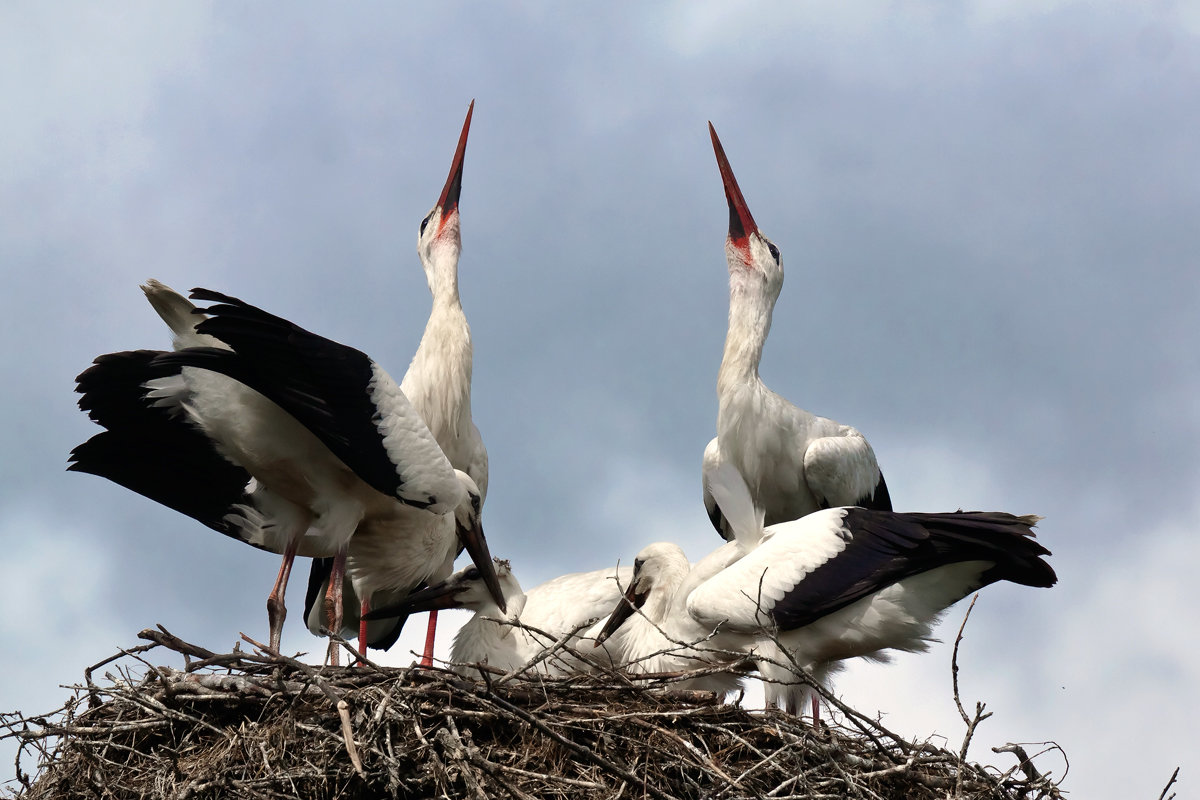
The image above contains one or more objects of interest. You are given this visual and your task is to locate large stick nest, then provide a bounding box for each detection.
[3,626,1066,800]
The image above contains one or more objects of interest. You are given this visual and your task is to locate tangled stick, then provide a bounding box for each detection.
[2,625,1070,800]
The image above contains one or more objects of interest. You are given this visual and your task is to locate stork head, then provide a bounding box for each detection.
[417,100,473,293]
[451,469,507,614]
[594,542,689,645]
[708,122,783,302]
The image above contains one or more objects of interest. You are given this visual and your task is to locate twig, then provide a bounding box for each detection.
[239,632,363,776]
[991,742,1066,797]
[1157,766,1180,800]
[951,594,979,728]
[3,625,1068,799]
[480,688,681,800]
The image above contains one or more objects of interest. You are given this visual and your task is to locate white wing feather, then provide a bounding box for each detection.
[686,509,851,631]
[705,461,765,548]
[368,362,465,515]
[141,279,226,350]
[803,428,881,507]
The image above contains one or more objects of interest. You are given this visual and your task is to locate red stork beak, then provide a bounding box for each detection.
[436,100,473,220]
[708,122,758,251]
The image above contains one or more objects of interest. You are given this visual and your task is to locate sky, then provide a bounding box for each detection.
[2,3,1197,797]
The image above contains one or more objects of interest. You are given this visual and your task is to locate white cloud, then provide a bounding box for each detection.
[0,509,120,644]
[0,5,208,181]
[965,0,1082,25]
[593,452,709,554]
[884,438,1001,510]
[655,1,890,59]
[0,508,128,782]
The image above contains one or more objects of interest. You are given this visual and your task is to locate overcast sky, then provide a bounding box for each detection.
[3,3,1197,796]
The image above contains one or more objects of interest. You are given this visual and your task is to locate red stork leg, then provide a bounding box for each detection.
[358,598,371,665]
[420,610,439,667]
[265,540,298,653]
[323,548,347,667]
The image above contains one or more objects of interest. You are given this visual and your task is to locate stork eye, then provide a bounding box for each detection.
[420,214,432,236]
[462,566,481,581]
[766,241,780,261]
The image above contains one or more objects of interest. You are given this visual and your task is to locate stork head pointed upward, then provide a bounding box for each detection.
[417,101,474,294]
[437,99,473,219]
[708,122,784,297]
[710,122,757,246]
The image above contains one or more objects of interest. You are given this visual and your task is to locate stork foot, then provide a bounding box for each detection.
[323,549,347,668]
[266,597,286,654]
[266,543,298,654]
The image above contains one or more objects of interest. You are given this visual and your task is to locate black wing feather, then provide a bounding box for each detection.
[855,471,893,511]
[70,350,259,545]
[151,289,431,507]
[705,496,734,542]
[769,509,1055,630]
[76,350,172,427]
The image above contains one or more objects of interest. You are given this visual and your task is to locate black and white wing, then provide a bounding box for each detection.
[69,350,282,550]
[687,507,1055,634]
[153,289,462,515]
[802,426,892,511]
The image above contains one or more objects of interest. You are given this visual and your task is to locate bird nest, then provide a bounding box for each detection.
[2,625,1067,800]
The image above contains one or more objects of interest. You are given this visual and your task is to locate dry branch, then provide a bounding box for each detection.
[2,627,1067,800]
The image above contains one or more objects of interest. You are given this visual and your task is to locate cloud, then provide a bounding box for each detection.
[0,506,128,779]
[0,509,119,641]
[2,5,1198,795]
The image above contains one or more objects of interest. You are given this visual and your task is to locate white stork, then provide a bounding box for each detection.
[72,286,505,665]
[362,559,634,676]
[598,466,1056,715]
[702,123,891,544]
[402,100,487,500]
[306,101,487,665]
[72,282,324,654]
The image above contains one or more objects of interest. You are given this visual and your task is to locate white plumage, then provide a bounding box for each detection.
[599,466,1056,713]
[305,101,491,662]
[73,282,345,654]
[595,542,751,696]
[141,280,318,560]
[71,284,504,665]
[702,123,891,543]
[364,559,634,676]
[399,100,489,664]
[401,100,487,501]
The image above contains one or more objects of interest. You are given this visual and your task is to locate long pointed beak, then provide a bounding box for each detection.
[436,99,474,215]
[593,577,643,646]
[457,516,507,613]
[363,579,460,620]
[708,122,758,246]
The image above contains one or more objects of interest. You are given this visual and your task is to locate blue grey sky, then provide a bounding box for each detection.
[3,4,1197,796]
